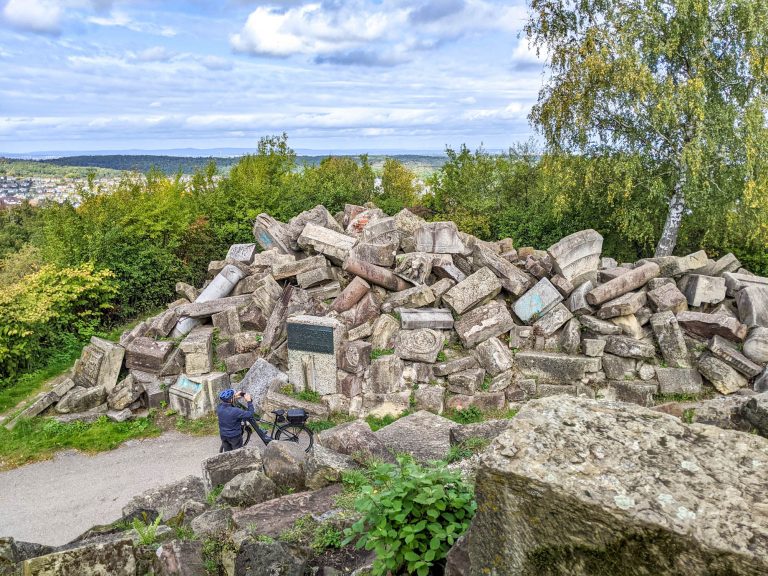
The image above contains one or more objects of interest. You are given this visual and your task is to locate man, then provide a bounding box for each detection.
[216,388,254,452]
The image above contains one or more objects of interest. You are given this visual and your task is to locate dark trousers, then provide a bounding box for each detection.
[220,434,243,452]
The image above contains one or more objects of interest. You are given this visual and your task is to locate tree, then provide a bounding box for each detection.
[377,158,419,214]
[525,0,768,255]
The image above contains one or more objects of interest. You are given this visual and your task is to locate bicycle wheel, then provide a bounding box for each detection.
[275,424,314,453]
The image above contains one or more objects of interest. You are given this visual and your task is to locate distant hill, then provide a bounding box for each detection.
[2,153,447,178]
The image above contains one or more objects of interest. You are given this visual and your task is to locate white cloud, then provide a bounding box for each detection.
[3,0,62,34]
[129,46,175,63]
[87,11,177,36]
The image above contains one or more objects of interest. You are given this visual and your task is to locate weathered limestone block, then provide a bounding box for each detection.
[296,266,335,289]
[125,337,175,374]
[736,285,768,328]
[432,254,468,283]
[179,327,213,376]
[609,314,643,339]
[287,315,344,396]
[446,392,505,412]
[253,213,293,253]
[338,291,381,328]
[565,280,595,316]
[360,215,399,246]
[508,325,535,350]
[238,358,288,410]
[71,337,125,395]
[516,351,600,384]
[225,352,257,374]
[636,250,709,278]
[399,308,454,330]
[393,208,425,253]
[119,321,150,348]
[286,205,344,249]
[656,367,703,395]
[272,255,327,281]
[338,371,363,398]
[343,256,410,292]
[107,374,145,410]
[55,386,107,414]
[248,275,282,317]
[465,395,768,576]
[650,311,690,368]
[369,354,404,394]
[513,278,563,324]
[147,308,179,338]
[414,221,467,254]
[754,368,768,393]
[21,539,136,576]
[454,300,516,348]
[394,252,433,284]
[473,244,533,297]
[371,314,400,350]
[337,340,371,375]
[475,337,514,376]
[318,420,394,463]
[693,252,741,276]
[175,281,199,302]
[708,335,763,378]
[351,241,398,267]
[174,295,253,320]
[532,303,573,337]
[226,243,257,264]
[698,354,748,394]
[211,307,241,338]
[596,291,647,320]
[743,327,768,364]
[742,393,768,437]
[679,274,726,307]
[331,276,370,313]
[201,446,262,492]
[547,229,603,285]
[724,272,768,295]
[372,410,454,463]
[601,353,635,380]
[559,317,581,355]
[550,274,575,298]
[297,222,357,264]
[394,329,444,363]
[677,312,748,342]
[433,356,479,377]
[604,335,656,359]
[413,384,445,414]
[599,267,630,283]
[443,267,502,315]
[233,332,261,355]
[647,282,688,314]
[582,338,606,357]
[587,262,661,306]
[382,284,435,313]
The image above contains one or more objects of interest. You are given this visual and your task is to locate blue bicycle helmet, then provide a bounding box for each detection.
[219,388,235,402]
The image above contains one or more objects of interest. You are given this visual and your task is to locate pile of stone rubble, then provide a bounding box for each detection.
[9,203,768,427]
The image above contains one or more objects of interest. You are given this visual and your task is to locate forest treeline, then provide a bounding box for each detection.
[0,134,766,381]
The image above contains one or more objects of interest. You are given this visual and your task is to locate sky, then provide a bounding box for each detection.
[0,0,546,154]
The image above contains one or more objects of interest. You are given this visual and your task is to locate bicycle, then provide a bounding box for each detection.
[220,403,314,453]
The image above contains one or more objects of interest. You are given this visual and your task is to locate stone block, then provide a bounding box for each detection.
[414,221,467,254]
[448,368,484,395]
[433,355,479,377]
[253,213,293,253]
[413,385,445,414]
[647,282,688,314]
[432,254,468,283]
[287,315,344,397]
[513,278,563,324]
[559,317,581,354]
[72,337,125,393]
[650,310,690,368]
[339,372,363,398]
[173,264,247,337]
[473,244,533,297]
[550,274,574,297]
[399,307,454,330]
[604,335,656,359]
[464,395,768,575]
[107,374,145,410]
[443,267,502,315]
[348,320,374,341]
[382,284,435,313]
[601,353,636,380]
[656,367,703,395]
[371,314,400,350]
[211,307,241,338]
[297,222,357,264]
[736,285,768,328]
[596,291,647,319]
[586,262,660,306]
[237,358,288,410]
[446,392,505,412]
[331,276,370,313]
[21,539,136,576]
[369,354,404,394]
[296,266,335,288]
[337,340,371,375]
[708,335,763,377]
[680,274,726,307]
[610,380,658,407]
[565,280,595,316]
[582,338,606,357]
[272,255,326,281]
[56,386,107,414]
[179,327,213,376]
[174,294,253,320]
[610,314,643,339]
[532,302,573,337]
[201,447,262,492]
[224,352,257,374]
[723,272,768,295]
[147,308,179,338]
[743,327,768,364]
[394,252,433,284]
[547,229,603,285]
[516,351,600,384]
[374,410,455,463]
[508,325,534,350]
[395,328,444,363]
[536,383,577,398]
[227,243,257,264]
[698,354,748,394]
[474,337,515,376]
[677,312,748,342]
[454,300,516,348]
[343,256,410,292]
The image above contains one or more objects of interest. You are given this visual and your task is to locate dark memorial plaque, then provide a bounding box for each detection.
[287,323,334,354]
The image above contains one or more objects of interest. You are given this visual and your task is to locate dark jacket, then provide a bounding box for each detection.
[216,400,255,438]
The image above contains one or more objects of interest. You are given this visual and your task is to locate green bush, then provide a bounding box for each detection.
[344,457,476,576]
[132,515,163,546]
[0,263,117,379]
[445,406,484,425]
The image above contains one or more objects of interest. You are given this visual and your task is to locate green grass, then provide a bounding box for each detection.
[306,412,355,433]
[0,416,161,470]
[173,413,219,436]
[365,410,411,431]
[444,406,519,425]
[445,437,491,463]
[279,385,322,403]
[370,348,394,360]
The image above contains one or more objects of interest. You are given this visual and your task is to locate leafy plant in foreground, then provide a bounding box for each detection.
[344,457,476,576]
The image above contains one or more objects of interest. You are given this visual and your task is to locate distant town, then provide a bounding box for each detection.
[0,174,123,207]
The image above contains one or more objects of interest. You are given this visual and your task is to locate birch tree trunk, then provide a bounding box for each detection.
[654,173,686,257]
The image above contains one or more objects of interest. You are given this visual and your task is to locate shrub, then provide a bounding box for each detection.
[132,515,163,546]
[344,457,476,576]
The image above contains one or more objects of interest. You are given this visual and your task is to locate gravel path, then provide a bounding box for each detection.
[0,431,222,546]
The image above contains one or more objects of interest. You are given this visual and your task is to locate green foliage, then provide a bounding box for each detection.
[206,485,224,506]
[132,515,163,546]
[202,536,234,575]
[306,412,355,433]
[344,457,477,576]
[436,350,447,363]
[445,406,484,425]
[370,348,394,360]
[376,158,419,214]
[279,385,321,403]
[174,413,219,436]
[365,410,410,432]
[311,523,343,553]
[682,408,696,425]
[0,416,161,470]
[0,264,117,379]
[295,155,375,214]
[445,437,491,463]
